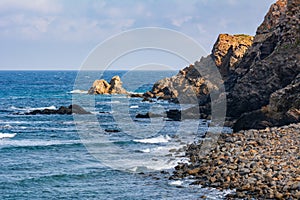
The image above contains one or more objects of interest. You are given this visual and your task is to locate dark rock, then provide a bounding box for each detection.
[225,0,300,128]
[135,112,162,118]
[26,104,91,115]
[104,129,121,133]
[129,93,144,98]
[166,109,181,121]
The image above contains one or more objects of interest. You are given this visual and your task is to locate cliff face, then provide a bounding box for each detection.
[212,34,253,79]
[228,0,300,130]
[147,0,300,130]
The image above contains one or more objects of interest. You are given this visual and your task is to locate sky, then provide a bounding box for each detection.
[0,0,275,70]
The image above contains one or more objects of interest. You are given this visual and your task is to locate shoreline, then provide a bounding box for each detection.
[171,123,300,199]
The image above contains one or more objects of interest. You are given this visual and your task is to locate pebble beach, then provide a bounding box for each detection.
[171,123,300,199]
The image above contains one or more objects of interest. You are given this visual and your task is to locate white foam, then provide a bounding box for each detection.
[133,135,171,144]
[129,105,139,109]
[0,139,80,147]
[10,105,56,111]
[3,124,13,129]
[68,89,88,94]
[140,148,150,153]
[0,133,16,139]
[169,180,183,186]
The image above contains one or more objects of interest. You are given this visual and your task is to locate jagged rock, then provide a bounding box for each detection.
[212,34,253,79]
[26,104,91,115]
[146,33,253,105]
[88,76,128,95]
[109,75,127,94]
[233,74,300,131]
[226,0,300,130]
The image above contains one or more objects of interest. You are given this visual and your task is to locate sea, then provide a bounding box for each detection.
[0,71,232,199]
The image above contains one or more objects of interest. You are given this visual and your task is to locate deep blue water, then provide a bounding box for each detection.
[0,71,230,199]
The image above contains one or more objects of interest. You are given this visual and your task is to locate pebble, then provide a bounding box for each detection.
[171,123,300,199]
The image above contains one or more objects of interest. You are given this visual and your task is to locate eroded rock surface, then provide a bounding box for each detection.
[88,76,128,95]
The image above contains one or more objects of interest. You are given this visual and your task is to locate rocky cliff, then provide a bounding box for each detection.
[228,0,300,130]
[146,34,254,105]
[147,0,300,130]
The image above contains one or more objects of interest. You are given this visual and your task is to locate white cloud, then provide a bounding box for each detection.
[171,16,193,27]
[0,0,62,14]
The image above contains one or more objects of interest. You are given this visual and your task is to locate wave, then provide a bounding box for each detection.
[133,135,171,144]
[10,105,56,112]
[68,89,88,94]
[1,124,13,129]
[129,105,139,109]
[169,180,183,186]
[0,133,16,139]
[96,101,121,105]
[0,139,81,148]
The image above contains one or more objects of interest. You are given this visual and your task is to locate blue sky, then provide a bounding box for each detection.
[0,0,274,70]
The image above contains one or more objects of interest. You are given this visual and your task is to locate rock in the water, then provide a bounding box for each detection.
[166,109,181,121]
[135,112,162,118]
[109,75,128,94]
[88,76,128,95]
[26,104,91,115]
[104,128,121,133]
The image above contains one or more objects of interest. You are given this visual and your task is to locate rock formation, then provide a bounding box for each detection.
[145,34,253,105]
[212,34,254,79]
[26,104,91,115]
[227,0,300,130]
[147,0,300,130]
[88,76,128,95]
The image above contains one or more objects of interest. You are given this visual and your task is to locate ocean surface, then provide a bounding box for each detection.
[0,71,231,199]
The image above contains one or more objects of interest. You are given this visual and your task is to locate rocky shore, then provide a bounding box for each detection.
[171,123,300,199]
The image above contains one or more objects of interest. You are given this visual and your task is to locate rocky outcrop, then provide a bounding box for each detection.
[147,0,299,130]
[233,74,300,131]
[88,76,128,95]
[26,104,91,115]
[212,34,253,79]
[146,34,253,106]
[226,0,300,130]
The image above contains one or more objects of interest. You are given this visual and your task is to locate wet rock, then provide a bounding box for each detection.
[135,112,162,118]
[26,104,91,115]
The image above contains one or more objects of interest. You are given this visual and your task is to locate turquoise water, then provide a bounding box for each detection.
[0,71,229,199]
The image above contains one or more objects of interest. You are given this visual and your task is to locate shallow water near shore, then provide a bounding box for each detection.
[0,71,232,199]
